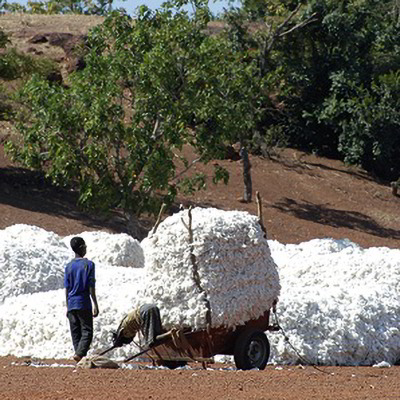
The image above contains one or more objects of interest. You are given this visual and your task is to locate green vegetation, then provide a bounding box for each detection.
[0,27,59,120]
[2,0,400,222]
[6,6,240,218]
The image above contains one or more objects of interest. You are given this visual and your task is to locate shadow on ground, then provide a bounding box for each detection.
[0,166,149,237]
[272,197,400,240]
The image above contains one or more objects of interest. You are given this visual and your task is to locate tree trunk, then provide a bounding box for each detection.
[240,145,252,203]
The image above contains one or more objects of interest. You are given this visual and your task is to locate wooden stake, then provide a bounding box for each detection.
[152,203,167,234]
[256,191,267,238]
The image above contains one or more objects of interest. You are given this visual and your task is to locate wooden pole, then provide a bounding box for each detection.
[256,191,267,238]
[152,203,167,234]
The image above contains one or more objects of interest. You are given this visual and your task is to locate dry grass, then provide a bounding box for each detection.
[0,14,104,57]
[0,13,104,35]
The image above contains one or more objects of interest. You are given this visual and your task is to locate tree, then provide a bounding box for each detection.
[6,6,260,229]
[217,1,317,201]
[275,0,400,179]
[321,71,400,179]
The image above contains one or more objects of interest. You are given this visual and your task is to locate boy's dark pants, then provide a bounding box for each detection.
[67,309,93,358]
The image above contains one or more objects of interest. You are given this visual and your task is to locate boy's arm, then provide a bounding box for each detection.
[89,286,99,317]
[65,288,68,310]
[87,261,99,317]
[64,267,69,312]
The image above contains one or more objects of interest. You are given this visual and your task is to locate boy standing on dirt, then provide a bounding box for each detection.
[64,236,99,362]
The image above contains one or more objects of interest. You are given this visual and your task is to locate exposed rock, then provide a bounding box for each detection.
[28,34,48,44]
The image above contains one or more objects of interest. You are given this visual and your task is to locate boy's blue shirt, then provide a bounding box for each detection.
[64,258,95,311]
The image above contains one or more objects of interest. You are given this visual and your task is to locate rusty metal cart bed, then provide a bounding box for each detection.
[144,309,279,370]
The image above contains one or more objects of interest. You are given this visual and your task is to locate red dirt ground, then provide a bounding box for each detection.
[1,356,399,400]
[2,143,400,400]
[1,14,400,400]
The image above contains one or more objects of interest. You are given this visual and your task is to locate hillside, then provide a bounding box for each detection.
[1,13,399,249]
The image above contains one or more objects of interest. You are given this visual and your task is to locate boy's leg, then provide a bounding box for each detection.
[67,310,82,353]
[75,309,93,358]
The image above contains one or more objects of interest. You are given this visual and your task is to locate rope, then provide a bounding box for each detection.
[272,308,332,375]
[181,207,214,357]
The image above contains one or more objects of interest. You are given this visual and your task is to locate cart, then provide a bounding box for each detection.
[144,308,279,370]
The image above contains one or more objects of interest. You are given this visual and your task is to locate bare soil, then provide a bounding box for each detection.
[1,14,400,400]
[1,356,399,400]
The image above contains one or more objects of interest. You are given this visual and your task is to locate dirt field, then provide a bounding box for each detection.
[2,143,400,400]
[2,356,400,400]
[1,13,400,400]
[1,356,400,400]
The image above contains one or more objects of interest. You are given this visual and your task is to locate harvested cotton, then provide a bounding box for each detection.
[0,225,68,303]
[1,222,400,366]
[140,207,281,330]
[267,238,400,366]
[0,225,146,359]
[63,231,144,268]
[0,263,144,359]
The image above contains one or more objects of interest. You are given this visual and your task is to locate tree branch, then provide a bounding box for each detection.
[170,155,202,182]
[278,14,319,38]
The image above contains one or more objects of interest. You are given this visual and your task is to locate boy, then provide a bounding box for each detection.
[64,236,99,362]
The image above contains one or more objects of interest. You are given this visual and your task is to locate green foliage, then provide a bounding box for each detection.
[265,0,400,178]
[212,165,229,184]
[320,70,400,179]
[1,1,27,12]
[0,28,58,120]
[0,28,9,49]
[239,0,307,19]
[0,48,57,80]
[178,174,206,195]
[6,0,400,211]
[7,7,264,218]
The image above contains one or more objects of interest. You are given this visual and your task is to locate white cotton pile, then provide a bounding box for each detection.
[1,222,400,366]
[0,264,144,359]
[63,231,144,268]
[267,238,400,366]
[140,207,281,330]
[0,225,69,303]
[0,224,146,359]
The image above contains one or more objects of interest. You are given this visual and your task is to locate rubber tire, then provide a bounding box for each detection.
[233,329,270,370]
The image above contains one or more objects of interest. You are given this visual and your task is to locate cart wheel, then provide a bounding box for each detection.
[234,329,270,370]
[158,360,187,369]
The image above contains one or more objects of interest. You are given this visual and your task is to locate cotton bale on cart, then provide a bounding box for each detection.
[139,205,281,370]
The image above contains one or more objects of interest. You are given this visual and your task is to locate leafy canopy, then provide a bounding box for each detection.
[6,5,264,217]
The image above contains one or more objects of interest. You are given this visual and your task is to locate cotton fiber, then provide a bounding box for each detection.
[0,225,69,303]
[268,239,400,366]
[140,207,281,330]
[1,222,400,366]
[63,231,144,268]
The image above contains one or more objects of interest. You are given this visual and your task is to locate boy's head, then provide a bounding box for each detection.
[70,236,86,257]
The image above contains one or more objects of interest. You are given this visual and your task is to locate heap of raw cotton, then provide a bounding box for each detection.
[63,231,144,268]
[0,225,144,305]
[140,207,281,330]
[1,222,400,366]
[267,238,400,366]
[0,225,69,303]
[0,225,145,360]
